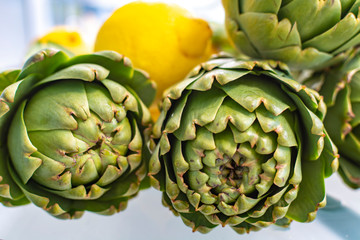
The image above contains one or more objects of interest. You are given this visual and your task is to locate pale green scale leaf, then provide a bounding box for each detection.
[219,59,257,71]
[164,91,190,134]
[187,171,210,192]
[172,140,190,176]
[163,72,204,100]
[99,144,118,169]
[164,158,181,201]
[187,71,216,91]
[101,114,121,136]
[230,121,277,154]
[238,157,261,195]
[31,151,70,191]
[203,165,222,188]
[226,214,248,227]
[303,12,360,52]
[261,45,333,70]
[7,101,41,184]
[24,80,90,131]
[198,204,220,216]
[214,128,238,158]
[219,187,240,204]
[127,153,142,172]
[101,79,129,104]
[273,145,292,187]
[237,12,301,51]
[173,88,226,141]
[49,184,107,200]
[85,82,117,122]
[255,157,276,198]
[284,186,299,205]
[256,105,297,147]
[278,0,341,42]
[34,64,109,89]
[148,143,162,177]
[201,58,234,71]
[87,149,102,174]
[128,119,142,152]
[29,130,78,169]
[0,145,28,200]
[19,49,69,80]
[87,184,110,199]
[111,118,132,146]
[214,69,251,86]
[121,89,139,114]
[220,74,294,116]
[231,194,261,215]
[96,165,124,187]
[191,127,216,150]
[70,155,99,186]
[248,186,289,218]
[206,98,256,134]
[72,114,102,144]
[117,156,129,174]
[175,172,189,194]
[202,150,220,168]
[237,142,264,162]
[186,189,201,209]
[184,141,204,171]
[0,80,21,118]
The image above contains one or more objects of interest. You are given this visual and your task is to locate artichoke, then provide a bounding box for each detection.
[222,0,360,70]
[148,56,338,233]
[0,49,156,219]
[305,49,360,188]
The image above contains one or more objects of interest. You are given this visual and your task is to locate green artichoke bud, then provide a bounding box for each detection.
[149,56,338,234]
[304,49,360,188]
[222,0,360,70]
[0,49,156,219]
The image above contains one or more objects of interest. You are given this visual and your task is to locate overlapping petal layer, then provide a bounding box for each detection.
[0,49,155,218]
[306,49,360,188]
[223,0,360,69]
[149,56,338,233]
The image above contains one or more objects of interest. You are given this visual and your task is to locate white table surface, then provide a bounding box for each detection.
[0,174,358,240]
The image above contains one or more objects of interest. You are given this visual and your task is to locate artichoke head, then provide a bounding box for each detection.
[222,0,360,70]
[0,49,156,219]
[305,48,360,188]
[149,56,338,233]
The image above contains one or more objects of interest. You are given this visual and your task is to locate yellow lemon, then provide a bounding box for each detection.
[94,1,213,101]
[35,26,89,55]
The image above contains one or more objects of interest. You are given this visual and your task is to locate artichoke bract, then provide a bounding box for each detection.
[305,49,360,188]
[222,0,360,70]
[149,56,338,234]
[0,49,156,219]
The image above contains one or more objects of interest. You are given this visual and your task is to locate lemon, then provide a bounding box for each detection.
[94,1,213,101]
[35,27,89,55]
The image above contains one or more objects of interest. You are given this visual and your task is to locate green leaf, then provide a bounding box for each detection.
[286,156,325,222]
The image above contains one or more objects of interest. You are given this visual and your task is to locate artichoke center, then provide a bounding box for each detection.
[218,153,247,188]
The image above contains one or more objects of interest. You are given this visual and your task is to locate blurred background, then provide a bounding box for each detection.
[0,0,223,70]
[0,1,360,239]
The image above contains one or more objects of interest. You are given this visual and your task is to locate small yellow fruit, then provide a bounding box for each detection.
[36,27,89,55]
[94,1,213,101]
